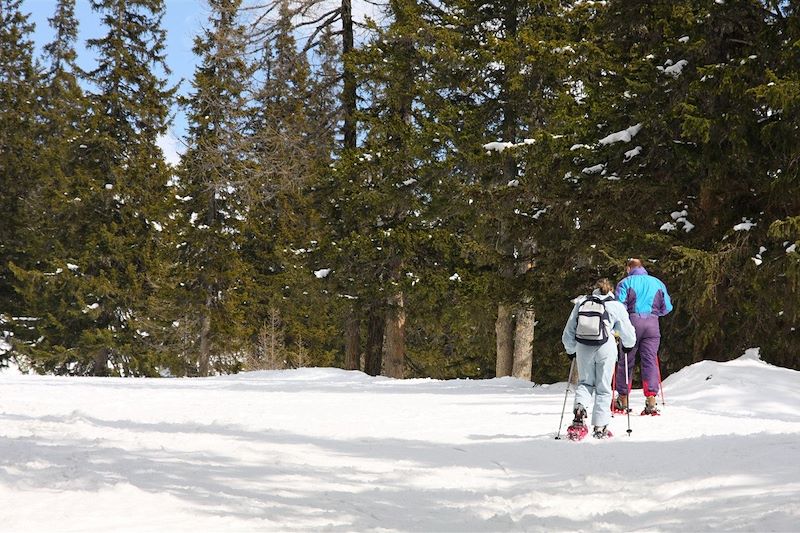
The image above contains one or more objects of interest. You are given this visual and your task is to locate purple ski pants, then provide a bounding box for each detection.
[615,315,661,397]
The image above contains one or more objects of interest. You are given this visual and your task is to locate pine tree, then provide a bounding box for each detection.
[39,0,85,151]
[21,0,85,268]
[6,0,87,372]
[11,0,175,375]
[666,1,799,368]
[0,0,41,364]
[243,1,341,372]
[247,0,386,373]
[168,0,252,376]
[312,2,398,377]
[316,0,467,378]
[755,3,800,368]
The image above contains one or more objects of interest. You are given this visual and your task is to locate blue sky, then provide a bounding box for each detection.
[23,0,206,163]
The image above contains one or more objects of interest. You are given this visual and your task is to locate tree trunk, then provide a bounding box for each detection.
[198,294,212,377]
[383,291,405,378]
[341,0,356,151]
[501,0,519,189]
[364,308,385,376]
[344,311,360,370]
[512,303,535,380]
[495,303,514,377]
[93,347,110,376]
[495,0,521,378]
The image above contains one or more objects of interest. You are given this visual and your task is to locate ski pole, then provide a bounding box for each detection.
[656,355,666,407]
[624,349,632,436]
[554,358,576,440]
[611,338,620,414]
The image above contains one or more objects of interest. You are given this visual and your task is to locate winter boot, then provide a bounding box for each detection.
[613,394,629,414]
[641,395,660,416]
[567,404,588,441]
[592,425,613,439]
[573,405,587,424]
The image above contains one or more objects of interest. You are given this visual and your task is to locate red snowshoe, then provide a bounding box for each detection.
[566,405,589,441]
[566,422,588,441]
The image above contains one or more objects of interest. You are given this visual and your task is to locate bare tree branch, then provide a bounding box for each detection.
[293,7,342,30]
[302,13,343,53]
[244,2,281,29]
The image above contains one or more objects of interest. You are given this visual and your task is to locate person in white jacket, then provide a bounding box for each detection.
[562,278,636,439]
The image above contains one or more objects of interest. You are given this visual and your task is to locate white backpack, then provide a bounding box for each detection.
[575,296,610,346]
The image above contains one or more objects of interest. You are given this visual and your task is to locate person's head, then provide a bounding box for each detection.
[626,257,643,273]
[595,278,614,295]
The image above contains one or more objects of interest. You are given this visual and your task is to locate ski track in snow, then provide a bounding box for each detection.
[1,352,799,532]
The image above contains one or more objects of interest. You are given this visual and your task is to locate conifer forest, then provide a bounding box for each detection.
[1,0,798,381]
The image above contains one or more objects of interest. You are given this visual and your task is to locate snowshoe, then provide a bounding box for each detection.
[566,405,588,441]
[641,396,660,416]
[592,426,613,439]
[566,423,588,441]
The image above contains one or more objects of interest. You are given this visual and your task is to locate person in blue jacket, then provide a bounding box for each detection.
[562,278,636,439]
[614,258,673,415]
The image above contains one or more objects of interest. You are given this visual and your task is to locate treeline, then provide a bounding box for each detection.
[0,0,797,380]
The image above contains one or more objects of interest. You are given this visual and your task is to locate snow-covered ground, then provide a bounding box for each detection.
[1,349,798,532]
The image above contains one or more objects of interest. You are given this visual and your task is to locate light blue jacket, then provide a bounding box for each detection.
[562,290,637,355]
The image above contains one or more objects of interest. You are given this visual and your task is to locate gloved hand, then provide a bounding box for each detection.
[619,346,633,361]
[567,352,576,360]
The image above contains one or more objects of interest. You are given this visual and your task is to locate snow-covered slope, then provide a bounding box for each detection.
[1,349,798,532]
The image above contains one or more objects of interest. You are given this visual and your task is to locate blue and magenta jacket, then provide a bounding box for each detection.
[615,267,673,317]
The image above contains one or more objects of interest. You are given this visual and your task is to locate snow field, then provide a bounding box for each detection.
[1,350,799,532]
